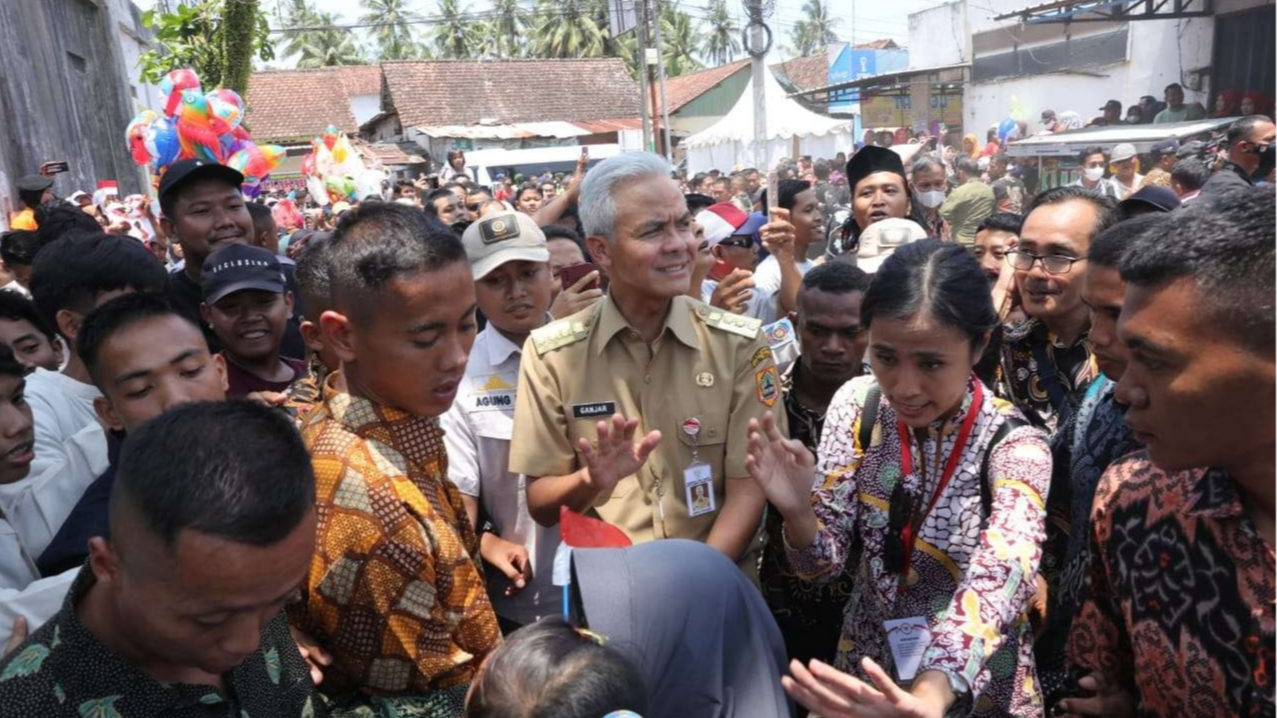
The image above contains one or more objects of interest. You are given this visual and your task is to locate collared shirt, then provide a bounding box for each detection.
[509,295,784,571]
[0,566,325,717]
[1068,456,1275,717]
[787,376,1051,715]
[751,256,815,323]
[284,354,332,424]
[940,180,996,245]
[292,377,500,704]
[997,317,1098,436]
[440,323,561,626]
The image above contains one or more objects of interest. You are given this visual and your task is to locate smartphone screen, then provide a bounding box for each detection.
[766,170,780,212]
[560,262,600,291]
[708,259,733,282]
[41,161,69,175]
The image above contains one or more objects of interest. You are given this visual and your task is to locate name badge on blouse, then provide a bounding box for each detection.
[884,617,931,682]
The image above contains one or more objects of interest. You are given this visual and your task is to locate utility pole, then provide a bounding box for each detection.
[635,0,654,154]
[743,0,773,171]
[651,0,674,162]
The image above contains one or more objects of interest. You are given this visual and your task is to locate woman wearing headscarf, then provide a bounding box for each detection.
[962,133,981,159]
[1213,89,1244,118]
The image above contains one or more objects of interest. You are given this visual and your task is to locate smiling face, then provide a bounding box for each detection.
[329,261,477,417]
[588,175,696,301]
[475,260,553,337]
[868,312,984,429]
[164,180,253,275]
[0,372,34,484]
[1015,200,1096,326]
[1115,278,1275,472]
[852,172,911,233]
[788,188,825,248]
[203,290,292,365]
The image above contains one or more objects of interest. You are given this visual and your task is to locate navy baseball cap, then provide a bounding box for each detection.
[201,244,286,305]
[158,159,244,210]
[1150,139,1180,157]
[1120,185,1181,215]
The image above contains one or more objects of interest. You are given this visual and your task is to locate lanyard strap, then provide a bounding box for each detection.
[895,381,983,585]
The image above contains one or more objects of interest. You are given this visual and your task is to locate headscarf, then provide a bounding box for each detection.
[963,133,982,158]
[1214,89,1244,117]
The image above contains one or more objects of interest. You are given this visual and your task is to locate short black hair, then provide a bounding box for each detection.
[511,185,543,205]
[1228,115,1273,146]
[0,230,41,268]
[1120,185,1274,353]
[1089,213,1168,268]
[0,344,25,381]
[911,155,946,178]
[1165,82,1183,92]
[801,261,871,296]
[990,154,1010,168]
[1024,186,1121,244]
[30,233,169,342]
[35,201,101,246]
[111,400,315,549]
[77,293,202,386]
[711,176,731,190]
[759,179,811,215]
[467,617,649,718]
[424,188,456,216]
[1079,145,1107,164]
[1171,157,1212,191]
[976,212,1023,236]
[685,194,715,215]
[955,156,981,177]
[0,290,56,345]
[294,233,333,320]
[328,202,467,320]
[861,239,998,346]
[245,201,275,234]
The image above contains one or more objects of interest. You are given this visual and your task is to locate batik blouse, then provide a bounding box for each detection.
[785,376,1052,717]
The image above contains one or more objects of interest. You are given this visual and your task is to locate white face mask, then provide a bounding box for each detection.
[1083,166,1106,182]
[916,189,946,209]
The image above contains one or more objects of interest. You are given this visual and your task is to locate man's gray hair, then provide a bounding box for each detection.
[579,151,672,241]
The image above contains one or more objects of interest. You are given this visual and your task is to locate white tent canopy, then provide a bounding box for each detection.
[683,66,854,174]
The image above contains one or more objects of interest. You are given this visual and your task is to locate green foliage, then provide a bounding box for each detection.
[361,0,423,60]
[530,0,606,58]
[658,2,701,77]
[790,0,840,57]
[432,0,482,59]
[484,0,530,59]
[138,0,275,90]
[700,0,739,66]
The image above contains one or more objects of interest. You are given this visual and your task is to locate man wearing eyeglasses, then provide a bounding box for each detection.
[997,187,1121,435]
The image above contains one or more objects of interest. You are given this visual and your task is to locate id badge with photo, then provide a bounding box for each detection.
[684,462,716,518]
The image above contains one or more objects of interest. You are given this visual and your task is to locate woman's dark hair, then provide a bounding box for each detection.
[447,149,466,166]
[861,239,998,347]
[466,618,648,718]
[513,185,543,205]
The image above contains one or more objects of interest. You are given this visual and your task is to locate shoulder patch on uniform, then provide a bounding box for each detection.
[531,319,589,355]
[704,310,762,339]
[750,345,773,368]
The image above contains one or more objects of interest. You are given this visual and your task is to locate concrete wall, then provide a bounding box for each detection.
[909,2,970,68]
[107,0,164,114]
[350,94,382,127]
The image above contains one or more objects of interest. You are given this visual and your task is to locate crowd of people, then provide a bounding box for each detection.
[0,105,1271,718]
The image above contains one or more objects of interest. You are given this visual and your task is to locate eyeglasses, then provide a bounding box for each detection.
[719,237,755,249]
[883,483,913,575]
[1006,249,1086,275]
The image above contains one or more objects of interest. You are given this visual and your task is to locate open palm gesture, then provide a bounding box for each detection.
[745,412,817,520]
[579,413,662,493]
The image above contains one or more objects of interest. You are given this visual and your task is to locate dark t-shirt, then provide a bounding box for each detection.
[168,262,307,360]
[222,353,308,397]
[992,175,1028,214]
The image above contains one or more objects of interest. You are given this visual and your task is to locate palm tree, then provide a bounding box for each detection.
[791,0,840,57]
[658,3,702,77]
[278,0,323,60]
[700,0,739,66]
[530,0,606,58]
[432,0,481,59]
[361,0,421,60]
[295,11,367,67]
[483,0,529,59]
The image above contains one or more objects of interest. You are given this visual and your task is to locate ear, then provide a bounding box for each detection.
[93,396,126,433]
[586,235,612,272]
[87,536,122,587]
[212,352,229,393]
[284,291,295,317]
[51,334,66,366]
[159,215,175,240]
[199,302,212,328]
[320,309,357,364]
[299,319,324,354]
[55,309,83,344]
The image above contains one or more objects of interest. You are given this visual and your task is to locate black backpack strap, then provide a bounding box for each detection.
[979,417,1028,521]
[858,384,881,456]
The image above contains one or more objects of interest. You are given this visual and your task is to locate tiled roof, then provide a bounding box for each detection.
[660,59,751,115]
[245,67,379,144]
[380,58,640,129]
[856,39,900,50]
[769,54,828,92]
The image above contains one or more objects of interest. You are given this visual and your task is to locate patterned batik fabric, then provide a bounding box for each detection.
[1068,456,1276,718]
[0,566,325,717]
[284,354,332,425]
[757,362,856,668]
[291,376,500,703]
[1034,377,1142,703]
[785,375,1052,717]
[996,318,1098,437]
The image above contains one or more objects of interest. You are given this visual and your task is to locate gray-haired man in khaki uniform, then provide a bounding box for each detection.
[509,152,789,574]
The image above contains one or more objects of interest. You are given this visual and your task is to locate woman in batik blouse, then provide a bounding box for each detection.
[747,240,1052,718]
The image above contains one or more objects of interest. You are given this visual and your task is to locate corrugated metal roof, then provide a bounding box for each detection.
[788,63,971,98]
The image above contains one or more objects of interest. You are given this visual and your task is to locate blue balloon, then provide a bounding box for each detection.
[998,118,1020,143]
[145,117,181,171]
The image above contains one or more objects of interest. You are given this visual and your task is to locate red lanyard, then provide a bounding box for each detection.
[895,380,983,586]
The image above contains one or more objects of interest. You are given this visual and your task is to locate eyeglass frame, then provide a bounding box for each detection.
[1005,248,1087,275]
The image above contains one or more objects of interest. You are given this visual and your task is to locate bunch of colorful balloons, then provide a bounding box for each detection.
[301,125,386,206]
[126,69,285,196]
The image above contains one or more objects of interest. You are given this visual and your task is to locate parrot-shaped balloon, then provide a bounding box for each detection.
[160,68,202,118]
[144,117,182,173]
[324,174,357,204]
[207,92,243,138]
[176,90,224,162]
[227,142,285,185]
[322,125,339,151]
[126,110,159,166]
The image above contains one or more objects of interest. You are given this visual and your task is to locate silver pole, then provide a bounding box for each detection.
[636,0,653,153]
[652,0,674,162]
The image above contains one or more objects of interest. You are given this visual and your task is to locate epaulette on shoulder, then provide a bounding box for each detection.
[531,318,590,355]
[703,310,761,339]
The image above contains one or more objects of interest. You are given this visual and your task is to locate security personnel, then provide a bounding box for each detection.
[11,175,55,230]
[509,152,787,575]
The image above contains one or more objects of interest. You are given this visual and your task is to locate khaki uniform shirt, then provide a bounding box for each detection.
[509,295,786,570]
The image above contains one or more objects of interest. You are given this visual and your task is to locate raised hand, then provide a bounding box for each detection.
[710,268,755,315]
[579,413,662,494]
[744,412,817,521]
[762,208,798,262]
[550,270,605,319]
[783,658,947,718]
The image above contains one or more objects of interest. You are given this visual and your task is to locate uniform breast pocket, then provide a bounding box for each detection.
[471,410,513,443]
[673,410,731,476]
